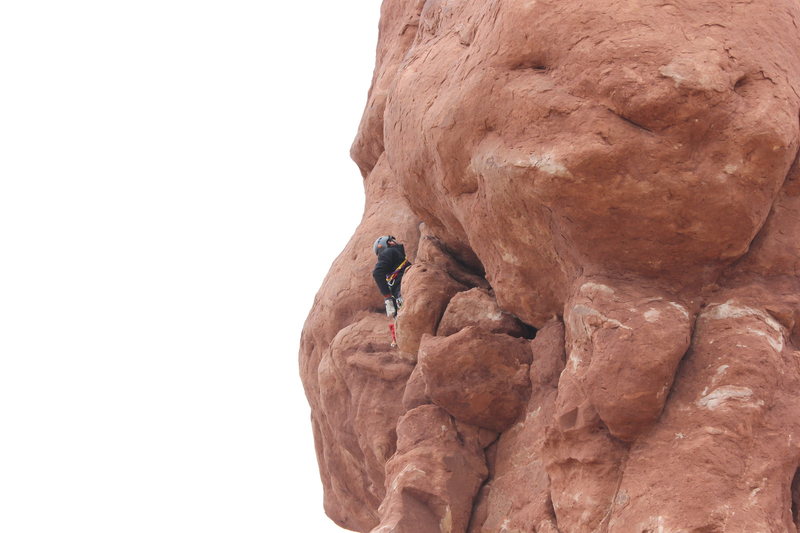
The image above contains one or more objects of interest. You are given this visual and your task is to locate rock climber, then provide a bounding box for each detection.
[372,235,411,317]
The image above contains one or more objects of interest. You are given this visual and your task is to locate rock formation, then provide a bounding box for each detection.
[300,0,800,531]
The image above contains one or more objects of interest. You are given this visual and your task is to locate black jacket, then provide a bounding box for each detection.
[373,244,411,297]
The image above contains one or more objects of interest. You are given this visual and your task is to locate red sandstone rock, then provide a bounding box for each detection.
[371,405,488,533]
[316,315,415,529]
[564,279,693,441]
[301,0,800,531]
[437,288,530,338]
[469,320,564,533]
[401,364,429,411]
[607,293,800,531]
[300,157,422,532]
[543,371,628,531]
[394,263,465,354]
[418,327,531,432]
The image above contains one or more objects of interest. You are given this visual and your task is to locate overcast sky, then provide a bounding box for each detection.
[1,2,380,531]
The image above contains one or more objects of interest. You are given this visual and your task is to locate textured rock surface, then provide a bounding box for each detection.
[373,405,489,533]
[419,327,531,432]
[301,0,800,531]
[437,288,531,338]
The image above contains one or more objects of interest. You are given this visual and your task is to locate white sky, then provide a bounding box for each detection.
[1,2,380,531]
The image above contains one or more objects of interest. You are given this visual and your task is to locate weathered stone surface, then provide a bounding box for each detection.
[316,314,415,530]
[299,155,422,532]
[382,0,800,327]
[394,263,465,355]
[351,0,427,177]
[418,327,532,432]
[544,370,628,532]
[415,226,489,290]
[469,320,564,533]
[437,287,531,338]
[401,363,430,411]
[301,0,800,531]
[371,405,488,533]
[564,279,693,441]
[607,293,800,532]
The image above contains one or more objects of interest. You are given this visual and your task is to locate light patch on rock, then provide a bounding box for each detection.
[703,301,785,351]
[572,491,598,525]
[644,308,661,322]
[499,518,516,533]
[750,482,764,504]
[501,251,522,266]
[390,464,427,491]
[657,384,670,399]
[659,55,727,91]
[580,282,615,295]
[524,152,573,178]
[711,365,730,386]
[567,349,583,372]
[668,302,689,319]
[638,515,667,533]
[487,310,503,321]
[724,164,738,174]
[567,308,592,342]
[580,507,597,523]
[697,386,763,410]
[675,433,686,439]
[512,407,542,431]
[570,304,632,332]
[440,505,452,533]
[659,63,688,87]
[747,327,784,352]
[703,300,784,335]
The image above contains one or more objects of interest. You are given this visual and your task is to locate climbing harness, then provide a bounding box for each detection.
[386,258,409,287]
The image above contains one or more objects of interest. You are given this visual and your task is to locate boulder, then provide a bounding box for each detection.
[437,287,531,338]
[418,327,531,432]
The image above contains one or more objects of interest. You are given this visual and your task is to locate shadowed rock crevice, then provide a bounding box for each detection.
[604,106,655,134]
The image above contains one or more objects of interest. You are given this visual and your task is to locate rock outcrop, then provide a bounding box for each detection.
[300,1,800,531]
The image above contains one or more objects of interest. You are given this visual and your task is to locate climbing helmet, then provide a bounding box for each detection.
[373,235,396,255]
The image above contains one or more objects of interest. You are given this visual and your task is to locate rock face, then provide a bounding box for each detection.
[300,1,800,531]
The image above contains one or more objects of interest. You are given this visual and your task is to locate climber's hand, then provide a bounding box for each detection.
[395,296,404,308]
[384,297,397,318]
